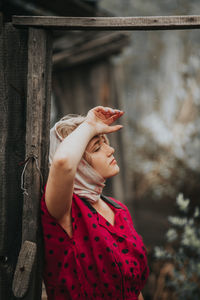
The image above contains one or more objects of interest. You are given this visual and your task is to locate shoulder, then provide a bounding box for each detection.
[41,186,77,220]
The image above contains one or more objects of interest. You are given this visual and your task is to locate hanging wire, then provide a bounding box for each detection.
[20,154,44,196]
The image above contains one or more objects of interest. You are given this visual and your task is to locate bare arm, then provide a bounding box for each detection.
[45,106,124,220]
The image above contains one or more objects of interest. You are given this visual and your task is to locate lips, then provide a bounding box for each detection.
[110,158,117,165]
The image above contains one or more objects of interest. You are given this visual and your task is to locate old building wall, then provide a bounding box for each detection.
[99,0,200,247]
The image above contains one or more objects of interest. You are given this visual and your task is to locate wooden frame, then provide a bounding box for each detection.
[13,15,200,30]
[7,14,200,299]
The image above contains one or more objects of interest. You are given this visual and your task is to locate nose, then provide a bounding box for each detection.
[104,144,114,156]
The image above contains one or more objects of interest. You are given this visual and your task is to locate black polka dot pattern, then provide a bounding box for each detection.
[117,237,124,243]
[41,191,149,299]
[50,222,56,226]
[122,249,129,254]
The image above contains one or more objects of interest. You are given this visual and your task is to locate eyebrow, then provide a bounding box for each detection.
[89,136,101,151]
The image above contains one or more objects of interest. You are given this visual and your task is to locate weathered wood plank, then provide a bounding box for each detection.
[12,28,52,300]
[53,32,130,68]
[13,15,200,30]
[12,241,37,298]
[22,27,52,243]
[0,22,28,300]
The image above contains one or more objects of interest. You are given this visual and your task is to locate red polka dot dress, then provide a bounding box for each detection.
[41,191,149,300]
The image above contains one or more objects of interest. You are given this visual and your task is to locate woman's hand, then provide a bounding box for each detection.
[85,106,124,135]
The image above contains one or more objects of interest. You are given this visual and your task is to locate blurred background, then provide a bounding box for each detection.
[5,0,200,299]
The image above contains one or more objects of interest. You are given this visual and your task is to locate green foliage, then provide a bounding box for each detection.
[154,194,200,299]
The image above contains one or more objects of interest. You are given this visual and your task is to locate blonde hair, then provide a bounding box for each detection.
[55,114,86,139]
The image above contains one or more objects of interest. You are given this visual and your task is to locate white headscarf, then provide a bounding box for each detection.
[49,121,106,204]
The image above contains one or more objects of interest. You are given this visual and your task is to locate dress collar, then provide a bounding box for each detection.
[79,194,125,214]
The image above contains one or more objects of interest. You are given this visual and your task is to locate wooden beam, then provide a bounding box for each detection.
[12,27,52,300]
[53,32,130,68]
[13,15,200,30]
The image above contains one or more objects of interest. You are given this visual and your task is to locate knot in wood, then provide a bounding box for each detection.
[20,266,25,272]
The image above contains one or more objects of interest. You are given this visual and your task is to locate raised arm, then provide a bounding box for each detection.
[45,106,124,220]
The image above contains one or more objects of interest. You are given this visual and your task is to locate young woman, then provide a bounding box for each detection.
[41,106,149,300]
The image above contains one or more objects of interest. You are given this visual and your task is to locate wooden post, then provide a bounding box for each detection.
[12,28,52,299]
[0,22,27,300]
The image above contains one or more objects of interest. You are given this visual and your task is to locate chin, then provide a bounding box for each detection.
[105,166,120,179]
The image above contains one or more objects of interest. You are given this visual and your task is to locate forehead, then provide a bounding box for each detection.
[87,134,109,150]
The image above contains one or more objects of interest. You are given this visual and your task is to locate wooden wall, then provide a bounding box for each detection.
[0,22,27,300]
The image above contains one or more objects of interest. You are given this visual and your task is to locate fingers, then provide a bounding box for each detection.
[106,124,123,133]
[94,107,124,123]
[94,106,124,116]
[107,112,124,124]
[89,106,124,134]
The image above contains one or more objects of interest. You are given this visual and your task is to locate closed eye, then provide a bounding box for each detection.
[94,146,100,152]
